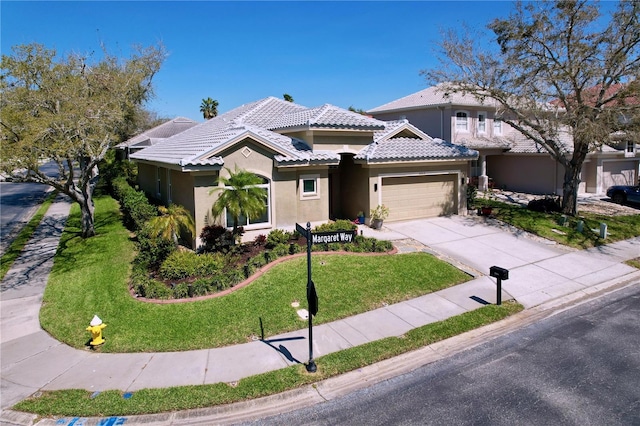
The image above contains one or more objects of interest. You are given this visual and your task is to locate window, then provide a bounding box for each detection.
[156,167,161,198]
[477,112,486,133]
[303,179,316,194]
[627,141,635,153]
[494,119,502,135]
[299,174,320,200]
[455,111,468,131]
[224,176,270,228]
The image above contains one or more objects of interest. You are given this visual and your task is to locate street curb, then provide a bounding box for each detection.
[5,271,638,426]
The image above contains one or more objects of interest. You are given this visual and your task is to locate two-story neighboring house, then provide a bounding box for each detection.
[368,85,639,195]
[129,96,477,246]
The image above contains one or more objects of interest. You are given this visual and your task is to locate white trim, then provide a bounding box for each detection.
[299,173,320,200]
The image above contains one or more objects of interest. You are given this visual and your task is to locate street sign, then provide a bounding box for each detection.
[295,222,309,239]
[310,230,356,244]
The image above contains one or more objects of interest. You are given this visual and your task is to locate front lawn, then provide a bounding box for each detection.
[40,196,471,353]
[484,200,640,249]
[17,302,522,417]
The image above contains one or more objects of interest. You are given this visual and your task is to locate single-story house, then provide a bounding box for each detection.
[129,97,478,246]
[368,85,640,195]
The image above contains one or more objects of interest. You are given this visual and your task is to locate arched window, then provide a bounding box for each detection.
[224,176,271,228]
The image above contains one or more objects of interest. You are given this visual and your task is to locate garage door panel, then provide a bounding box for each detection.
[382,175,456,221]
[602,161,636,188]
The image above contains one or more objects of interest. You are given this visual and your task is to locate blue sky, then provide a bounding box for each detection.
[2,1,518,120]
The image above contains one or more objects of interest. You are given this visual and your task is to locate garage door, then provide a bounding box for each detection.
[381,175,456,221]
[603,161,637,188]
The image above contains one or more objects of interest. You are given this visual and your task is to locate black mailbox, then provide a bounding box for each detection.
[490,266,509,280]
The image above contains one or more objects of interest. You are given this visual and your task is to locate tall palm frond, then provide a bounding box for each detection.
[210,167,267,234]
[148,204,195,246]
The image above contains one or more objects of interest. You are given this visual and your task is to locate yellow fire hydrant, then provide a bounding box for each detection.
[86,315,107,346]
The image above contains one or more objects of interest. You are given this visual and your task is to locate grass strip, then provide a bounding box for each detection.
[40,195,470,353]
[483,200,640,249]
[14,301,523,417]
[0,191,57,280]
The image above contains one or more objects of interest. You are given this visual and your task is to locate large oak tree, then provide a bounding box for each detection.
[1,43,166,237]
[423,0,640,215]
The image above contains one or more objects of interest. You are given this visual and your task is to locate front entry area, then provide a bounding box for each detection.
[381,174,457,221]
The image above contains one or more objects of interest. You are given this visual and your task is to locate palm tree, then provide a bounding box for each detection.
[199,97,219,119]
[210,167,267,235]
[147,204,196,246]
[283,93,294,102]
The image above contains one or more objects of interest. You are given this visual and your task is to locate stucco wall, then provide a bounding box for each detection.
[137,163,157,197]
[489,155,560,194]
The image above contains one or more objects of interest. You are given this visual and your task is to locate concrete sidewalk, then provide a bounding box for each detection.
[1,195,639,422]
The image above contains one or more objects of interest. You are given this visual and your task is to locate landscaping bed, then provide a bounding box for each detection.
[40,196,470,353]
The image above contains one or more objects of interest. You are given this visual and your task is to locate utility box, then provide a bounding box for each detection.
[490,266,509,280]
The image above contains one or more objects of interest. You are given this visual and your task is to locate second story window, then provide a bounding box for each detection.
[494,118,503,135]
[478,112,486,133]
[456,111,468,131]
[626,141,635,156]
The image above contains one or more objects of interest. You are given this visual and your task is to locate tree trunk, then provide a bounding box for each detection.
[561,138,589,217]
[561,165,580,216]
[79,193,96,238]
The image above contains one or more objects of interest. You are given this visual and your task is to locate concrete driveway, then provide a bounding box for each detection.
[383,216,639,308]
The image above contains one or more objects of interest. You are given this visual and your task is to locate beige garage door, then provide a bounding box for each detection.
[603,161,637,188]
[381,175,456,221]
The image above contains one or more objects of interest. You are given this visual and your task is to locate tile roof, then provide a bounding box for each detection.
[456,136,512,150]
[130,96,476,168]
[355,136,478,163]
[268,104,386,130]
[116,117,198,148]
[367,84,500,113]
[508,128,574,154]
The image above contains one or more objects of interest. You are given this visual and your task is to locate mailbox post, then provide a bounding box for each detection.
[489,266,509,305]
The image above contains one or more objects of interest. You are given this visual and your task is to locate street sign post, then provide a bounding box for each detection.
[297,222,318,373]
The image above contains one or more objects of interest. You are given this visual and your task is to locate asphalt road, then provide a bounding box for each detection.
[249,283,640,426]
[0,162,60,253]
[0,182,51,253]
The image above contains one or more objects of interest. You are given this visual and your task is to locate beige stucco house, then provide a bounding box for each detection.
[368,85,640,195]
[129,97,477,246]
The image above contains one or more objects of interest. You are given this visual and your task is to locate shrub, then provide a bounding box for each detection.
[199,225,242,253]
[142,280,172,299]
[266,229,291,248]
[172,282,191,299]
[527,196,562,213]
[253,234,267,247]
[112,177,158,231]
[314,220,357,232]
[467,185,478,208]
[191,278,212,296]
[374,240,394,252]
[159,251,224,280]
[135,234,175,270]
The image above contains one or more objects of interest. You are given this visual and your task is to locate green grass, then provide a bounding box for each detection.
[625,258,640,269]
[484,200,640,249]
[40,195,471,353]
[0,191,57,280]
[15,301,523,417]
